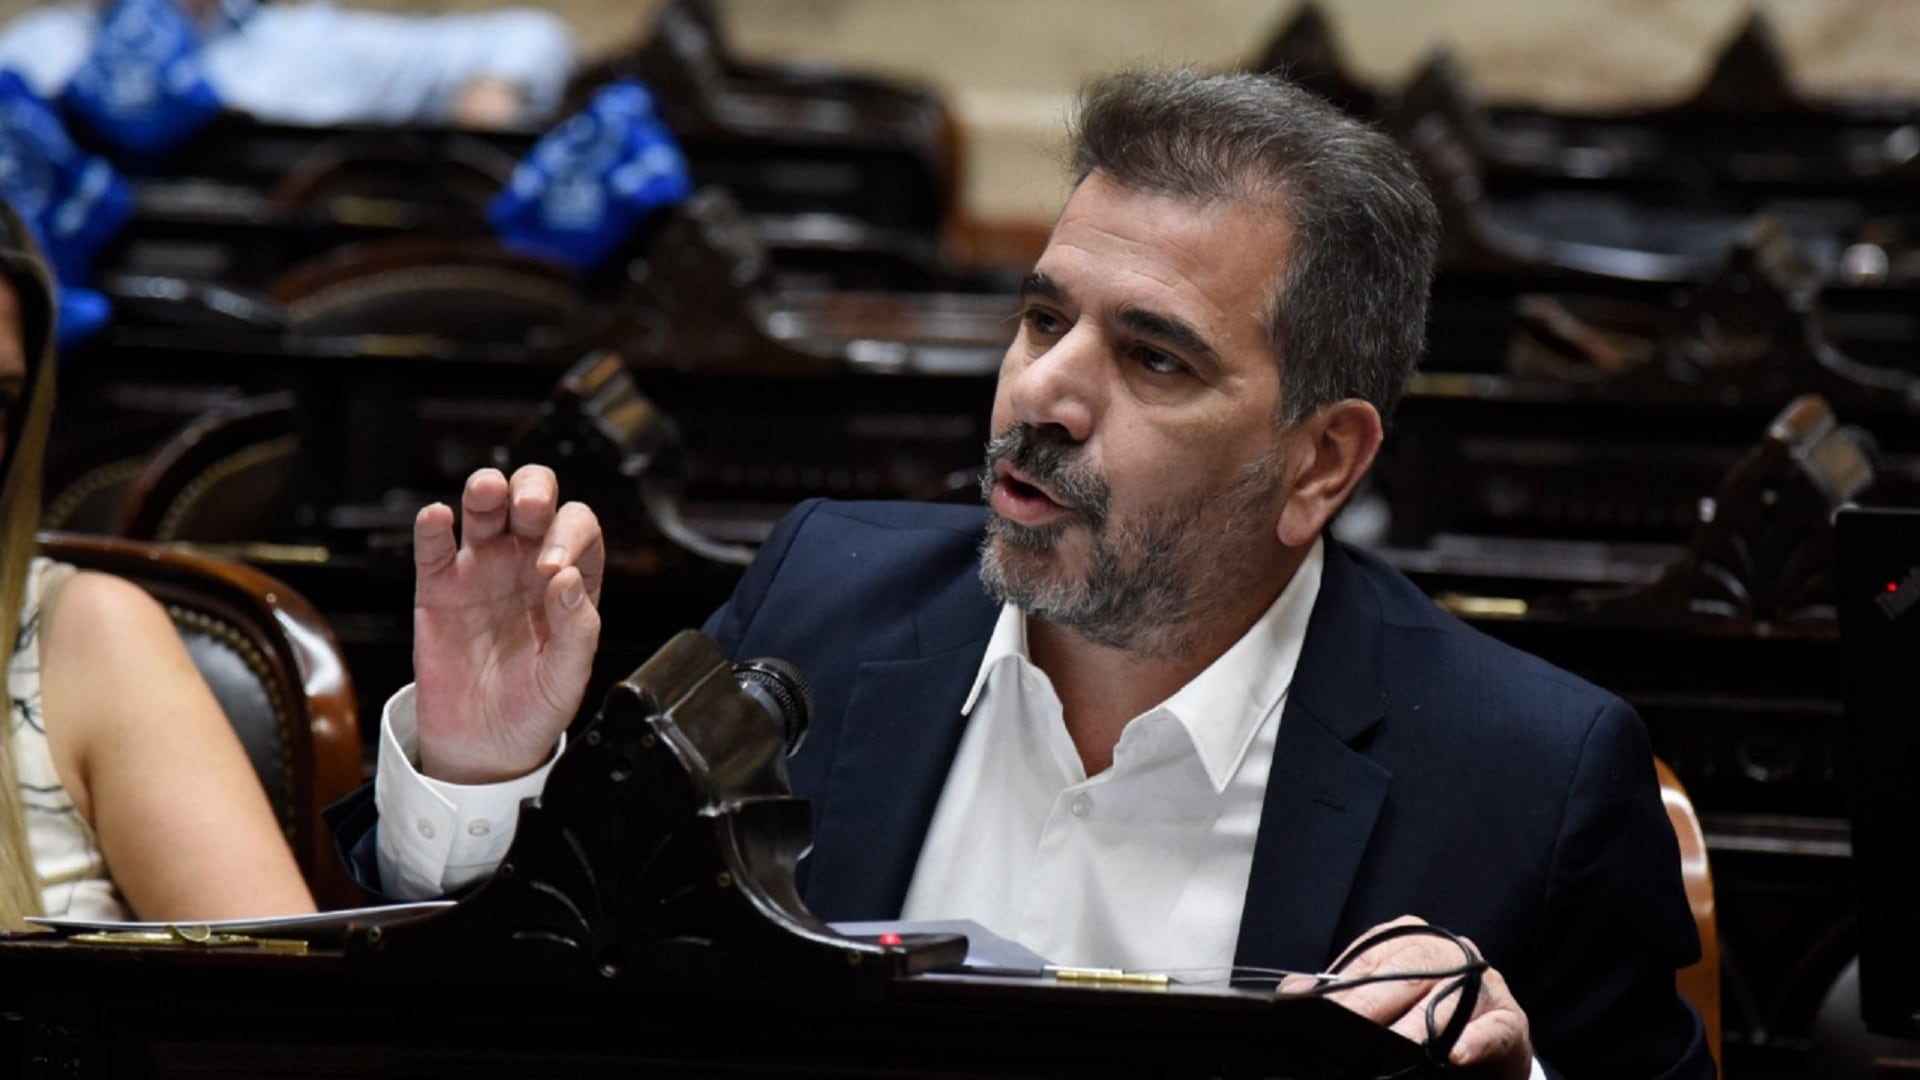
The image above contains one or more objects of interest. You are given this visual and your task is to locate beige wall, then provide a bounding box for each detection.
[7,0,1920,224]
[709,0,1920,226]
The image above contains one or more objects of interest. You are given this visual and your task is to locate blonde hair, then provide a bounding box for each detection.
[0,201,59,927]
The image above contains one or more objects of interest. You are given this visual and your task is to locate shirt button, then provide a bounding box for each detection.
[1070,793,1093,818]
[416,818,437,840]
[467,819,491,837]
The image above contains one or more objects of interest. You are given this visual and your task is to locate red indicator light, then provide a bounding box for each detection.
[1889,582,1901,593]
[878,932,903,947]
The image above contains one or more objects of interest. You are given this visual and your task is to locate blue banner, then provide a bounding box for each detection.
[0,71,132,345]
[489,78,693,272]
[62,0,223,161]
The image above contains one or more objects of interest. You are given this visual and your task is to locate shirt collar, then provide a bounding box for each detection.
[963,537,1326,792]
[961,595,1032,715]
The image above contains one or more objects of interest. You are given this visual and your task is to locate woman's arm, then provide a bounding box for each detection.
[37,570,316,920]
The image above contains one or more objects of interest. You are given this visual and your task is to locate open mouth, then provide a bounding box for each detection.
[1000,462,1065,504]
[992,462,1072,525]
[1002,471,1056,505]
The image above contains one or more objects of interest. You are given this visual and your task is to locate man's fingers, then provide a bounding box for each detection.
[1328,915,1430,971]
[1448,1010,1529,1074]
[1319,973,1477,1049]
[539,501,606,600]
[544,565,600,631]
[1318,977,1434,1034]
[1275,972,1322,996]
[1310,916,1485,1044]
[461,468,511,546]
[1447,965,1531,1077]
[1305,918,1528,1077]
[508,464,559,540]
[414,503,457,576]
[538,564,603,713]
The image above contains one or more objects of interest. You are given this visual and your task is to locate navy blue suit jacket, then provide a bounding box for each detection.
[700,500,1712,1079]
[337,498,1712,1078]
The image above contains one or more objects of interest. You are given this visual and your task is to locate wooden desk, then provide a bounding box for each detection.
[0,935,1429,1080]
[0,634,1434,1079]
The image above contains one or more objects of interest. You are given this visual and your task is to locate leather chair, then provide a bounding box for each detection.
[268,236,585,342]
[110,394,299,544]
[35,533,363,909]
[1656,757,1721,1069]
[43,456,149,535]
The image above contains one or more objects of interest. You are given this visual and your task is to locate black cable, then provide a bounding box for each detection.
[1303,922,1489,1069]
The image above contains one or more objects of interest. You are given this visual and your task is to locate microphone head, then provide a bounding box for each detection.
[732,657,813,754]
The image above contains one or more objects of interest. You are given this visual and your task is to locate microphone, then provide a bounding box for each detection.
[732,657,812,755]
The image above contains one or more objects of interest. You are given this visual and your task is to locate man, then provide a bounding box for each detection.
[0,0,577,129]
[346,70,1712,1079]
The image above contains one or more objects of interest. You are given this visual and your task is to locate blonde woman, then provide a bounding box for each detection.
[0,203,314,927]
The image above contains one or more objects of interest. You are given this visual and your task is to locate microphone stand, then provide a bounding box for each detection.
[345,629,964,995]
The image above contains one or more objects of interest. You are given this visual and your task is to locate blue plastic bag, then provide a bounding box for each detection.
[62,0,223,161]
[0,70,133,345]
[489,79,693,272]
[49,285,112,348]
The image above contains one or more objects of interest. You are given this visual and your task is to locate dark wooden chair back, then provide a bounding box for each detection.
[270,131,518,221]
[111,394,299,544]
[35,533,362,909]
[268,237,585,341]
[43,456,150,535]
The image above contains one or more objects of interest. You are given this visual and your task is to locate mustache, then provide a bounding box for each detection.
[981,423,1110,527]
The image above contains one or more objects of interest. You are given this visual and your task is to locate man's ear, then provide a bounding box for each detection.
[1275,399,1384,548]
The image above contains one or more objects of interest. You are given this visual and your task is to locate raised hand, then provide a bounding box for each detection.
[412,466,604,784]
[1279,916,1532,1078]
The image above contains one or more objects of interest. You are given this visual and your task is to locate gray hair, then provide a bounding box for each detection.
[1069,69,1439,426]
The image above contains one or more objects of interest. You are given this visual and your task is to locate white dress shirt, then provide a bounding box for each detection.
[374,542,1323,935]
[373,684,560,899]
[373,540,1321,932]
[899,540,1323,980]
[368,538,1545,1078]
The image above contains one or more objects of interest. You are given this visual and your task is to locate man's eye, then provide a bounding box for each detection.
[1020,307,1065,337]
[1133,347,1187,376]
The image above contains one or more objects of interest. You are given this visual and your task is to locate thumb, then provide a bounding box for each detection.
[538,565,602,716]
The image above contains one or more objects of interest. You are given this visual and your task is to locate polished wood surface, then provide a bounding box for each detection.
[0,934,1429,1080]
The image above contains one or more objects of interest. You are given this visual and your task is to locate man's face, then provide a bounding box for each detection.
[981,171,1302,657]
[0,279,27,469]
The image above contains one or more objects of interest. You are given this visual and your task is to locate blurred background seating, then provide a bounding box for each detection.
[5,2,1920,1074]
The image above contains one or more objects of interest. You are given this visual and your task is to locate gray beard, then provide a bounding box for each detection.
[977,425,1283,659]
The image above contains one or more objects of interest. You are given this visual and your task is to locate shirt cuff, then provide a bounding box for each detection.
[373,684,562,899]
[1529,1056,1547,1080]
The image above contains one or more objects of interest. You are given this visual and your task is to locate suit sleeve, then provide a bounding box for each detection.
[1528,699,1714,1079]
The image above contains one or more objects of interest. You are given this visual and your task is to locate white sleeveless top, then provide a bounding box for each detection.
[11,557,129,920]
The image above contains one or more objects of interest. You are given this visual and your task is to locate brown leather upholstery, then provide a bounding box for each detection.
[1657,757,1721,1069]
[35,533,362,909]
[42,456,148,534]
[268,237,584,341]
[270,131,518,220]
[110,394,298,543]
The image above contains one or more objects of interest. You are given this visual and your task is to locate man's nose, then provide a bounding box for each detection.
[1006,326,1101,443]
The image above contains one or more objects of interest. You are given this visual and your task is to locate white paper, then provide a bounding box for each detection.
[26,900,457,943]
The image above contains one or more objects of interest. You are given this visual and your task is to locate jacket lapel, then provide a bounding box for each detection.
[1235,541,1394,972]
[800,534,1402,952]
[801,573,997,920]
